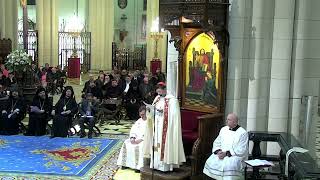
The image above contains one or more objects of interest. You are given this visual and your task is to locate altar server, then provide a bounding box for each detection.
[203,113,248,180]
[117,106,147,170]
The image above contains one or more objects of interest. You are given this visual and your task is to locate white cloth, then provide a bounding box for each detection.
[143,94,186,172]
[117,118,147,170]
[203,126,248,179]
[124,82,130,93]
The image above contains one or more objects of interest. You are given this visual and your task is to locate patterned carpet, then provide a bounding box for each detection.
[0,135,122,179]
[2,75,137,179]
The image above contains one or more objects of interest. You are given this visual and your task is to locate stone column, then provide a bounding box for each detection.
[289,0,320,158]
[267,0,296,154]
[226,0,250,127]
[36,0,59,66]
[245,0,274,134]
[0,0,18,49]
[227,0,274,133]
[88,0,114,71]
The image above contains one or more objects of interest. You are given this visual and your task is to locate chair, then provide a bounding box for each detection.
[72,112,101,137]
[71,102,101,137]
[180,111,224,178]
[96,98,125,125]
[181,109,206,155]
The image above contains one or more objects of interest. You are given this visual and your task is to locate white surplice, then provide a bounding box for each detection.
[143,94,186,172]
[117,118,147,170]
[203,126,248,180]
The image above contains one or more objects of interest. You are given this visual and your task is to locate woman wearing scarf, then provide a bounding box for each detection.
[26,88,53,136]
[51,86,77,137]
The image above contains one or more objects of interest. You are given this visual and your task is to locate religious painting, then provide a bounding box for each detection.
[118,0,127,9]
[183,32,221,112]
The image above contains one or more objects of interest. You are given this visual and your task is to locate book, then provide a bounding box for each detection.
[81,115,93,118]
[245,159,274,167]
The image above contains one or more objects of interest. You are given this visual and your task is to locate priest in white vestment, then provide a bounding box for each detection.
[203,113,248,180]
[143,82,186,172]
[117,106,147,170]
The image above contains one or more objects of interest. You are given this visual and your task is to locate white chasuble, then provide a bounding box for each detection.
[203,126,248,180]
[143,94,186,172]
[117,118,147,170]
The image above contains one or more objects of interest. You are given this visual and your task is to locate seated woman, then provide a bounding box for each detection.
[117,106,147,171]
[79,93,98,139]
[51,86,77,138]
[26,88,53,136]
[0,88,26,135]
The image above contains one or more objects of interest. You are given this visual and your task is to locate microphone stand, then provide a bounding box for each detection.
[152,104,156,180]
[143,100,157,180]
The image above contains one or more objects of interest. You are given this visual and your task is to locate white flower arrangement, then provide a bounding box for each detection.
[5,49,31,72]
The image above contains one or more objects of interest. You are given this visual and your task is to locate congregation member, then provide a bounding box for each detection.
[105,79,122,99]
[102,74,111,93]
[143,82,186,172]
[84,81,103,100]
[95,74,105,90]
[79,93,98,139]
[132,70,141,87]
[43,63,52,74]
[0,84,8,100]
[51,86,78,138]
[54,65,67,91]
[0,64,8,77]
[120,69,128,82]
[31,62,41,81]
[154,67,166,84]
[123,75,140,120]
[0,71,6,85]
[26,88,53,136]
[203,113,248,180]
[0,85,8,116]
[82,74,95,94]
[47,67,60,95]
[139,76,154,104]
[0,88,26,135]
[117,106,147,171]
[6,72,17,91]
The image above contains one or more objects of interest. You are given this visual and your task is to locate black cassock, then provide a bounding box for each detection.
[27,97,53,136]
[0,97,26,135]
[52,97,77,137]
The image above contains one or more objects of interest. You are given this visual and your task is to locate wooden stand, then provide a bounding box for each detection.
[68,57,80,78]
[150,58,161,75]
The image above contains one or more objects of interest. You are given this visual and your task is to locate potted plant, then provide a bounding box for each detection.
[5,50,31,83]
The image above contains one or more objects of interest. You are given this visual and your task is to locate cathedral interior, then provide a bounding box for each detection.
[0,0,320,179]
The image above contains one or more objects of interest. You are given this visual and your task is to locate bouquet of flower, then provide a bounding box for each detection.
[5,50,31,72]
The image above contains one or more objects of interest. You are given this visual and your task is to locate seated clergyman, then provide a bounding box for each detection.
[117,106,147,171]
[203,113,248,180]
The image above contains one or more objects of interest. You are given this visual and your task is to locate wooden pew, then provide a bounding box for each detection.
[190,113,224,178]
